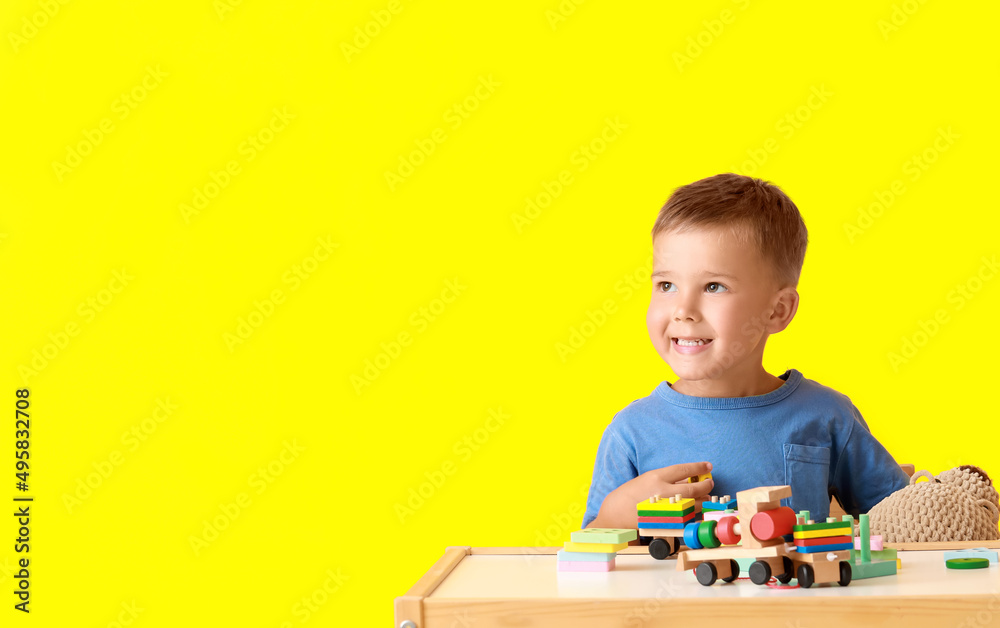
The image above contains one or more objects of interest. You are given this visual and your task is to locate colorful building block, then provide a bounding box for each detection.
[570,528,637,544]
[793,541,854,554]
[850,559,898,578]
[792,526,852,540]
[703,510,736,522]
[677,485,858,589]
[793,519,854,532]
[636,522,685,530]
[750,507,795,540]
[637,512,697,524]
[854,535,883,551]
[870,548,897,561]
[637,496,696,516]
[715,515,742,546]
[638,528,684,538]
[697,520,721,548]
[946,558,989,569]
[682,522,703,549]
[734,486,791,551]
[557,550,616,562]
[701,495,737,511]
[794,535,851,547]
[859,513,872,563]
[943,548,998,565]
[638,509,695,519]
[563,541,628,553]
[558,559,616,572]
[847,514,897,580]
[640,495,696,511]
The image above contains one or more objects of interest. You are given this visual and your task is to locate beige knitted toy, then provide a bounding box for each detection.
[867,465,1000,543]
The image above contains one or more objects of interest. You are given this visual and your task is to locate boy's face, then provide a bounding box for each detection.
[647,226,796,396]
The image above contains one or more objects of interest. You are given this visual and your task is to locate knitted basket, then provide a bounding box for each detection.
[867,465,1000,543]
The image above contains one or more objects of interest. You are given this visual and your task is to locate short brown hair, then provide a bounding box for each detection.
[651,173,808,287]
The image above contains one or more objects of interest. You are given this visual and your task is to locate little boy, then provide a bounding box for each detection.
[583,173,909,530]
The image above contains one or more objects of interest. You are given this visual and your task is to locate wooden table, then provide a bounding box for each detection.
[395,542,1000,627]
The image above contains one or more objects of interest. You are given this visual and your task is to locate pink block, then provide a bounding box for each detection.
[854,535,883,551]
[558,559,616,572]
[704,511,736,522]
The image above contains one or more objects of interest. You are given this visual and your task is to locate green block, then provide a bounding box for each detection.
[570,528,638,544]
[870,548,897,561]
[697,520,721,548]
[860,514,872,564]
[853,548,897,562]
[850,558,897,579]
[793,519,852,532]
[947,558,990,570]
[841,514,855,534]
[637,506,695,517]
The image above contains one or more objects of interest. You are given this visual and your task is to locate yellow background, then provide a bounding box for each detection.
[2,0,997,625]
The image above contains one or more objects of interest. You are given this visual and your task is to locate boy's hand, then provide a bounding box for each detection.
[637,461,714,503]
[587,461,714,529]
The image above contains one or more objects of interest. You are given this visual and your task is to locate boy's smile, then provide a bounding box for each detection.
[647,226,798,397]
[672,337,713,353]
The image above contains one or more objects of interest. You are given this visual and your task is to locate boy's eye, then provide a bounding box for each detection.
[706,282,728,293]
[657,282,677,293]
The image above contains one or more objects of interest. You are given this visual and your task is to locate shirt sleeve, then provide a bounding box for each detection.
[582,421,638,528]
[830,404,910,516]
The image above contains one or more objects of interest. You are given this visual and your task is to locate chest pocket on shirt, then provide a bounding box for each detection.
[783,443,831,519]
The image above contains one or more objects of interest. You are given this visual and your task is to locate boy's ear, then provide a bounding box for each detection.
[767,286,799,334]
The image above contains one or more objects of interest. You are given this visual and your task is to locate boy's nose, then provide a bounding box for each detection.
[672,293,699,321]
[672,305,698,322]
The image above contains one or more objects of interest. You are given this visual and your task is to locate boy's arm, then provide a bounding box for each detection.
[831,404,910,516]
[581,425,634,528]
[581,422,713,528]
[587,462,714,529]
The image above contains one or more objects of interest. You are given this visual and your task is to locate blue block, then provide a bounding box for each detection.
[683,522,703,550]
[701,499,738,511]
[635,522,685,530]
[557,549,617,562]
[943,549,998,564]
[794,542,853,554]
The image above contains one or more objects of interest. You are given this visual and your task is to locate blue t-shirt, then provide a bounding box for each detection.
[582,369,909,528]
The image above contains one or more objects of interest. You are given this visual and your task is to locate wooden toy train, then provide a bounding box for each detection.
[639,484,854,587]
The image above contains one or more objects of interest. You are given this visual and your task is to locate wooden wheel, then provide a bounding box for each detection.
[797,563,815,588]
[749,560,771,585]
[839,561,853,586]
[648,538,670,560]
[695,562,718,586]
[776,556,794,584]
[721,559,740,583]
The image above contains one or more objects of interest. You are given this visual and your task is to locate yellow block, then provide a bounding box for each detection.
[639,496,695,511]
[563,541,628,553]
[792,527,852,540]
[688,472,712,483]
